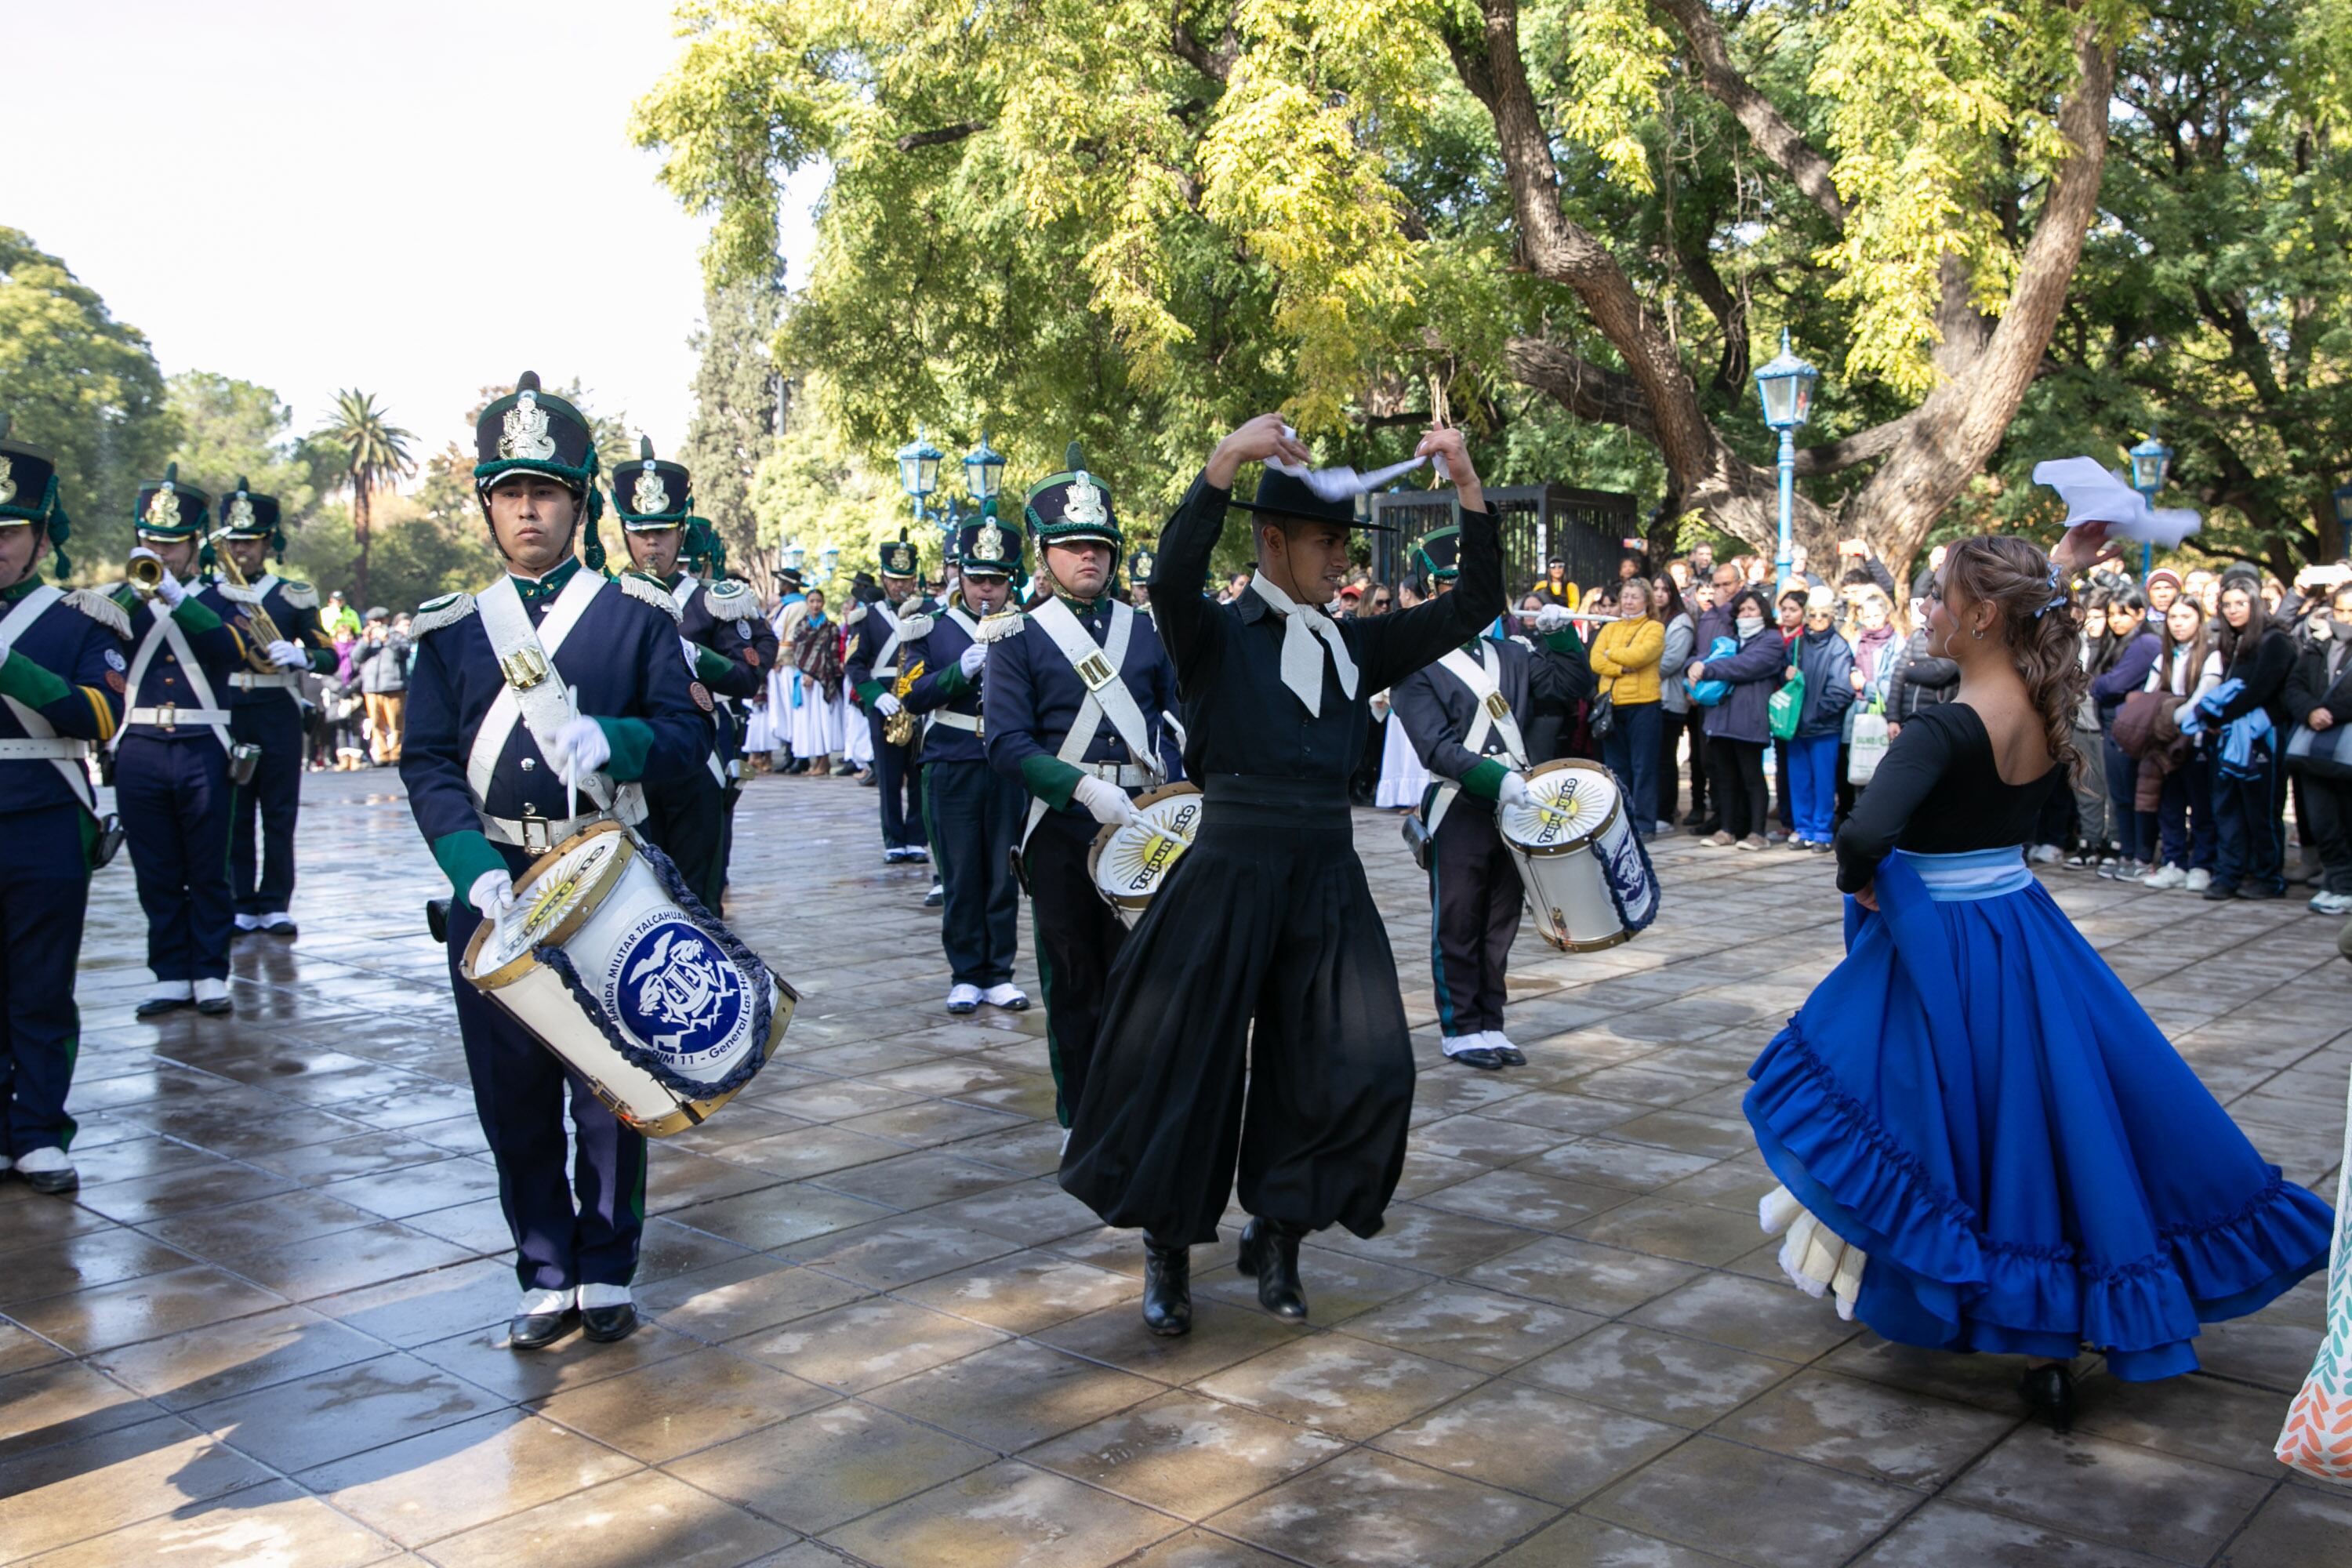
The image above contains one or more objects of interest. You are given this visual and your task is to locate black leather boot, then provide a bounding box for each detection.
[1235,1217,1308,1321]
[1140,1236,1192,1337]
[2019,1362,2075,1434]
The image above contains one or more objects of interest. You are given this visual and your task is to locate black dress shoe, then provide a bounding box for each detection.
[2019,1362,2074,1434]
[2201,882,2238,900]
[1446,1047,1510,1072]
[18,1163,79,1196]
[1494,1045,1527,1066]
[581,1302,639,1343]
[194,996,234,1016]
[507,1308,574,1351]
[135,995,193,1018]
[1141,1237,1192,1338]
[2235,884,2281,901]
[1236,1217,1308,1321]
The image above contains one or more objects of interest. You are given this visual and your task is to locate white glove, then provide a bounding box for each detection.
[680,634,701,671]
[1073,775,1137,827]
[874,691,902,717]
[131,548,186,607]
[468,869,516,920]
[1534,604,1571,634]
[543,716,611,785]
[959,643,987,678]
[1497,771,1532,808]
[266,639,307,670]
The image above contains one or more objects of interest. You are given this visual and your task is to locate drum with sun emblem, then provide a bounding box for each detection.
[1495,759,1661,952]
[1088,782,1204,928]
[462,821,796,1135]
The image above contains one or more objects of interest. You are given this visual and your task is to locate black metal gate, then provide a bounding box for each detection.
[1368,484,1640,597]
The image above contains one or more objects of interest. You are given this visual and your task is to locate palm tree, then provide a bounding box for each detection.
[314,390,416,606]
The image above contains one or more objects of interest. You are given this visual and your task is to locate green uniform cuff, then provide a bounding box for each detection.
[170,595,224,633]
[692,644,735,682]
[1541,628,1584,656]
[310,647,338,673]
[855,677,886,707]
[430,831,506,898]
[1461,757,1508,801]
[935,662,973,699]
[593,717,655,782]
[1020,753,1084,811]
[0,651,71,710]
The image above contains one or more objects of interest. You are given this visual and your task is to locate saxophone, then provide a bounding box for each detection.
[884,659,924,746]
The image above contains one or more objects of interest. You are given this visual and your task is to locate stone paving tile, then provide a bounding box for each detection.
[10,771,2340,1568]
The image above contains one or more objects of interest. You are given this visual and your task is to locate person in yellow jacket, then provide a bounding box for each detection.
[1589,578,1666,835]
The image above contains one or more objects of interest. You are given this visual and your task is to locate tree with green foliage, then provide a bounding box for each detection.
[312,390,416,607]
[0,228,174,569]
[681,277,786,572]
[636,1,2127,579]
[164,372,336,533]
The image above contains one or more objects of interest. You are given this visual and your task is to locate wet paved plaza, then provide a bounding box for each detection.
[4,766,2349,1566]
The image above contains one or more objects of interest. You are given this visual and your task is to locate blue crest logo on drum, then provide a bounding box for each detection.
[615,922,745,1059]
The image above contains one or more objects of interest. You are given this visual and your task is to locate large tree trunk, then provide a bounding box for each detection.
[352,481,371,608]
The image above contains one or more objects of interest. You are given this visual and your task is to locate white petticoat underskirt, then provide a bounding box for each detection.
[1759,1185,1867,1321]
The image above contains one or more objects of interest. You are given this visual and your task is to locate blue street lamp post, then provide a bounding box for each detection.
[897,427,1009,568]
[2128,434,2172,581]
[1754,330,1820,592]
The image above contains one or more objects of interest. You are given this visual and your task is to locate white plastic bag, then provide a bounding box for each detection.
[1848,706,1890,786]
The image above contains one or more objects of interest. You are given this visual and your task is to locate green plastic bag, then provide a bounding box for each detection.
[1768,670,1806,741]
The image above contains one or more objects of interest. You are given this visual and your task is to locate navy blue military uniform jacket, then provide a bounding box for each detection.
[399,561,712,896]
[1149,475,1501,785]
[984,593,1183,816]
[902,603,996,766]
[0,580,128,815]
[844,593,938,713]
[108,583,250,744]
[1390,632,1591,797]
[213,575,337,709]
[671,574,778,703]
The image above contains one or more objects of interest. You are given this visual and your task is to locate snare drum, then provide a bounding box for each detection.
[462,822,796,1136]
[1088,782,1204,927]
[1496,759,1661,951]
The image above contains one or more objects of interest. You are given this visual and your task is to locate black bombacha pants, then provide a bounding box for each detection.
[1061,778,1415,1247]
[1428,803,1522,1038]
[1025,808,1130,1125]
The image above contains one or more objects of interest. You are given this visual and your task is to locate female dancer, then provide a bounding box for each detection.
[1747,524,2332,1430]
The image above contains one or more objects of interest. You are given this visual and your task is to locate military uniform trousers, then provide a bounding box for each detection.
[924,760,1023,989]
[868,712,927,853]
[1427,800,1523,1038]
[0,804,92,1157]
[1026,808,1130,1126]
[117,732,236,984]
[229,696,304,916]
[444,887,647,1293]
[1061,777,1416,1246]
[642,768,728,913]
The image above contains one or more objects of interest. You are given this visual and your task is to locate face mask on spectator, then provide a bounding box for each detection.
[1736,614,1765,637]
[2332,619,2352,641]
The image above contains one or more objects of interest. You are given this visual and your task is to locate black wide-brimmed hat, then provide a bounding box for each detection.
[1229,467,1388,531]
[613,437,692,528]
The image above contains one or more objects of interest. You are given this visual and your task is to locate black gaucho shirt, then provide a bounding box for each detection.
[1148,474,1504,785]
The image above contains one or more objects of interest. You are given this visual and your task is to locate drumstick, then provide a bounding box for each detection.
[565,683,579,825]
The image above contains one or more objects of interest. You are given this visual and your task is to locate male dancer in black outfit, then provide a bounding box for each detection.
[1060,413,1501,1335]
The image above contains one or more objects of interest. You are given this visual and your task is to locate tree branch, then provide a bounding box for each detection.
[894,122,987,153]
[1169,21,1240,82]
[1504,337,1657,440]
[1653,0,1846,227]
[1792,412,1924,477]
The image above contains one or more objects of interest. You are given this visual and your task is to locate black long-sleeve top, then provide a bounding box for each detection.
[1831,702,2062,893]
[2213,626,2296,728]
[1148,474,1503,785]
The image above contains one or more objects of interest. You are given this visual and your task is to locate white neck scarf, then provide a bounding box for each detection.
[1250,572,1358,716]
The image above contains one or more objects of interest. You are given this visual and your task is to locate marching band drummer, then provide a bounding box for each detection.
[901,503,1029,1015]
[608,438,728,909]
[109,465,256,1021]
[1061,415,1500,1338]
[0,419,129,1195]
[214,478,336,938]
[845,531,935,866]
[1389,523,1590,1072]
[985,448,1181,1131]
[400,373,707,1352]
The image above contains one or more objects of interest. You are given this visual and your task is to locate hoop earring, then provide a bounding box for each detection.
[1972,626,1984,641]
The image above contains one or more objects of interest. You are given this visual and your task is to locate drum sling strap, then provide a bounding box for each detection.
[471,574,644,838]
[0,587,97,812]
[114,598,234,756]
[1421,643,1530,838]
[1022,597,1157,851]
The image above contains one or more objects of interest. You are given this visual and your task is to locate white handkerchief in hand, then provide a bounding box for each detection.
[2032,456,2202,549]
[1266,428,1436,499]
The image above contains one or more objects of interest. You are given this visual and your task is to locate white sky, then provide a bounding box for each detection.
[12,1,822,476]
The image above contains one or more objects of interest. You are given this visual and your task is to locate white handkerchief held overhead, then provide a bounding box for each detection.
[1265,426,1449,497]
[2031,456,2202,550]
[1249,573,1359,716]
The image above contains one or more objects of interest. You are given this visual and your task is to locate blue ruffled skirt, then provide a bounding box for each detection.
[1745,847,2333,1381]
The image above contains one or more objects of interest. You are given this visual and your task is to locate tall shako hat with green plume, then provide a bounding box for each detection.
[879,528,918,579]
[220,475,286,554]
[1023,441,1120,555]
[953,497,1022,578]
[1410,524,1462,584]
[472,370,607,568]
[0,414,74,573]
[134,461,210,540]
[611,435,692,530]
[683,517,726,575]
[1127,541,1156,590]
